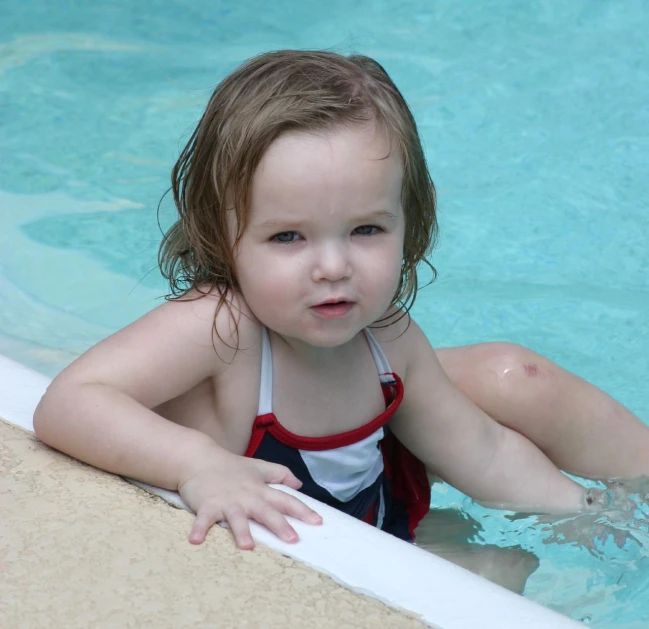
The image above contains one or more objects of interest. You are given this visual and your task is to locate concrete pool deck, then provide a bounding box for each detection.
[0,418,426,628]
[0,354,581,628]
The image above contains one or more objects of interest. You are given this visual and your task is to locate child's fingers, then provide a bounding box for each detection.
[224,507,256,550]
[259,461,303,489]
[189,510,220,545]
[250,502,300,544]
[267,488,323,525]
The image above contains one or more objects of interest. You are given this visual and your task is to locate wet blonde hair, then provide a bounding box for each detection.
[159,49,437,331]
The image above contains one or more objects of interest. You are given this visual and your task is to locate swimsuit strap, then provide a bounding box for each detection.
[362,328,395,383]
[257,326,273,416]
[256,326,396,417]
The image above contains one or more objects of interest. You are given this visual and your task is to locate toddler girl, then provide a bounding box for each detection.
[34,51,649,565]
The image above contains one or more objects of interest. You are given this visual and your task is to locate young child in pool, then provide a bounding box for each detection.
[34,51,649,575]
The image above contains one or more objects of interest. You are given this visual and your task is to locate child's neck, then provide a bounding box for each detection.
[270,329,364,369]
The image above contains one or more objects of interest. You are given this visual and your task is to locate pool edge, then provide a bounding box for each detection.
[0,352,580,629]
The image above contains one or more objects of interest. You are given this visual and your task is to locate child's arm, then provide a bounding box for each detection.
[35,296,233,487]
[33,295,321,547]
[390,320,588,512]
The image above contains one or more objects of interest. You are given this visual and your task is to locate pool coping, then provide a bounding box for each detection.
[0,352,580,629]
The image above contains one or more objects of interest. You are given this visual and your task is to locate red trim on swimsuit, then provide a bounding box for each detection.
[245,374,403,457]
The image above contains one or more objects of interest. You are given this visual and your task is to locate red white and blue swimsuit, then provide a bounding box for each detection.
[244,327,431,542]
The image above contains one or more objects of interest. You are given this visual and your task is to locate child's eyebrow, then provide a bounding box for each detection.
[253,210,400,231]
[363,210,400,222]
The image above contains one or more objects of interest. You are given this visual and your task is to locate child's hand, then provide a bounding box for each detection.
[178,453,323,549]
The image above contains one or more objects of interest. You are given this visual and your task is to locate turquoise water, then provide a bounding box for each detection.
[1,1,648,625]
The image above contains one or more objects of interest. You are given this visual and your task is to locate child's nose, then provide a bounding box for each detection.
[311,243,352,282]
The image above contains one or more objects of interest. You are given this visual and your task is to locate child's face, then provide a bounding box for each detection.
[232,123,405,348]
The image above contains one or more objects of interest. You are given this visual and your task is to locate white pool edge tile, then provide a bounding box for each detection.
[0,352,580,629]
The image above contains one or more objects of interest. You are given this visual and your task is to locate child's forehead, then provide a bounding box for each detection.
[260,123,397,167]
[250,125,403,208]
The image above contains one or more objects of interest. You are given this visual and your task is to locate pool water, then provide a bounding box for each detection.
[1,1,648,626]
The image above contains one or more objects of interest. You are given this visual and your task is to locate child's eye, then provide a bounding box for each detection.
[353,225,381,236]
[271,231,302,243]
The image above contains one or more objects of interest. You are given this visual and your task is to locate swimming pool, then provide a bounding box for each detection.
[1,1,648,626]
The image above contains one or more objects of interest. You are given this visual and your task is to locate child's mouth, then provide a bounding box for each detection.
[310,301,354,319]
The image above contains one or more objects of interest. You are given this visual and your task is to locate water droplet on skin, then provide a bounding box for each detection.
[580,615,592,624]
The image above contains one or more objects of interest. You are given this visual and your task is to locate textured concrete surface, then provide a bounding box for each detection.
[0,418,425,628]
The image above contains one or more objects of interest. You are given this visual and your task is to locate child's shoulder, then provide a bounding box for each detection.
[50,286,264,407]
[368,308,431,377]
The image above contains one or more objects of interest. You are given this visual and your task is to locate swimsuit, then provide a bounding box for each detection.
[244,327,430,542]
